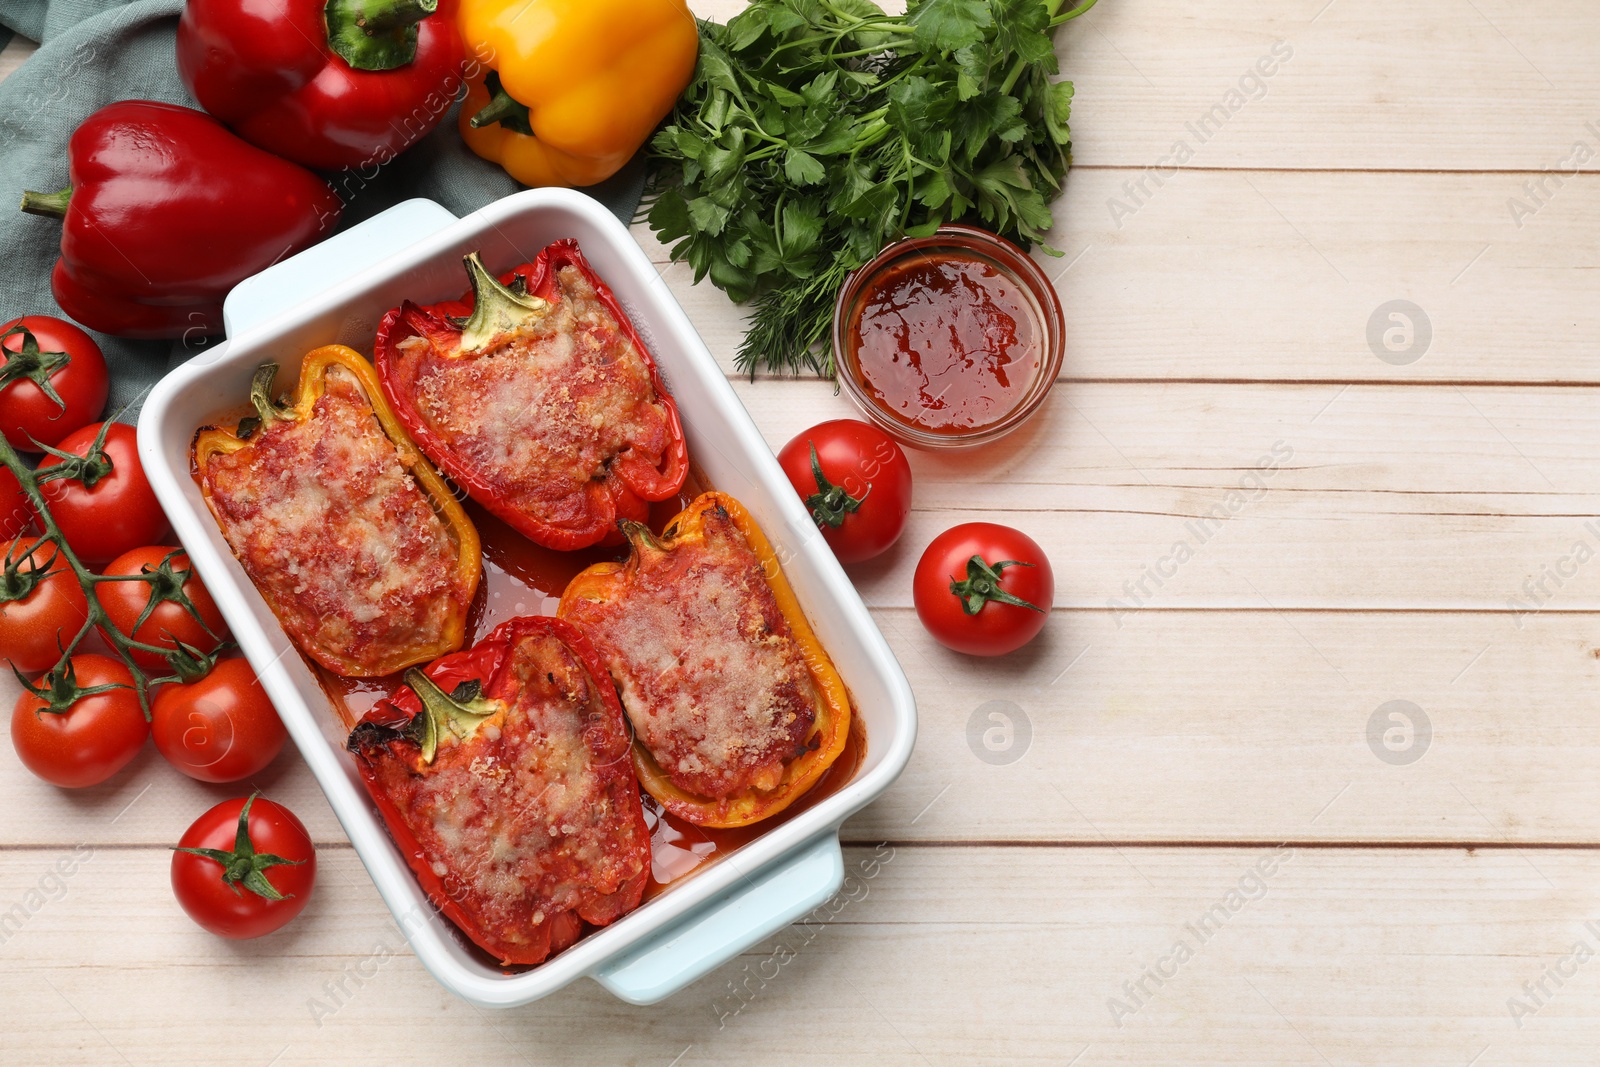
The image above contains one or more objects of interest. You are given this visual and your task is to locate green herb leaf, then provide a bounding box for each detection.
[909,0,993,51]
[725,4,771,50]
[1044,78,1074,144]
[687,195,733,236]
[783,148,827,185]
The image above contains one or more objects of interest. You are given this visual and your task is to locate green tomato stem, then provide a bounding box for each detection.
[171,793,305,901]
[948,555,1046,616]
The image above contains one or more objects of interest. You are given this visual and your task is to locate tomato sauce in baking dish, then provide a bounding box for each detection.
[195,245,865,972]
[314,468,866,931]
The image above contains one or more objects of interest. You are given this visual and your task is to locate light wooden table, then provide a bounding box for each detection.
[6,2,1600,1063]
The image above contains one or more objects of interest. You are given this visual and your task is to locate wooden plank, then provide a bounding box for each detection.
[1058,0,1600,173]
[7,610,1599,847]
[847,608,1600,846]
[634,167,1600,384]
[728,379,1600,610]
[1034,171,1600,385]
[2,845,1597,1063]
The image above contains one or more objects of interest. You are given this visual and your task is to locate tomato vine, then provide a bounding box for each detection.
[0,386,223,717]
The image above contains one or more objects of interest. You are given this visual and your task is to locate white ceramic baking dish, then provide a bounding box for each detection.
[136,190,917,1008]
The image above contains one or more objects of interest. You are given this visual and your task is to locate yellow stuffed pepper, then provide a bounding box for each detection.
[457,0,699,188]
[559,493,853,828]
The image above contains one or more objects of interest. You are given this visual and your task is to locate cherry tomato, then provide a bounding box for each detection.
[152,659,286,783]
[0,538,90,674]
[777,419,913,564]
[36,422,169,564]
[10,654,147,787]
[913,523,1053,656]
[0,317,108,452]
[0,465,30,539]
[172,795,315,939]
[97,546,229,673]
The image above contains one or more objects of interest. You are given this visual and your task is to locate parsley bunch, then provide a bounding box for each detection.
[644,0,1093,377]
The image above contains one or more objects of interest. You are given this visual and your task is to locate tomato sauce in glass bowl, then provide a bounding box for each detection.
[833,224,1064,450]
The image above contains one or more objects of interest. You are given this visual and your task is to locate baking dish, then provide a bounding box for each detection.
[137,190,917,1007]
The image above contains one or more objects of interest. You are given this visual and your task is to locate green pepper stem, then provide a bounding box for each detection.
[20,187,71,219]
[324,0,436,72]
[468,72,534,135]
[351,0,436,35]
[248,363,291,429]
[455,252,549,354]
[618,519,669,557]
[470,88,528,130]
[402,668,499,764]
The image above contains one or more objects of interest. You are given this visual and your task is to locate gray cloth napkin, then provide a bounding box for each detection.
[0,0,645,420]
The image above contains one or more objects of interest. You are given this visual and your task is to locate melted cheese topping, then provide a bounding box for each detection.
[565,507,820,800]
[367,631,646,956]
[401,265,670,524]
[202,363,461,674]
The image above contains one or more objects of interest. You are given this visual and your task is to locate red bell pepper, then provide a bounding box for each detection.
[347,616,651,966]
[177,0,467,172]
[374,240,690,551]
[20,101,342,340]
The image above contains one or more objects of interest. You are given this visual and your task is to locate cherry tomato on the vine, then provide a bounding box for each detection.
[0,466,30,539]
[36,422,168,564]
[0,538,90,674]
[153,658,286,783]
[172,794,315,939]
[777,419,912,564]
[913,523,1053,656]
[0,316,108,451]
[10,653,147,787]
[97,546,229,673]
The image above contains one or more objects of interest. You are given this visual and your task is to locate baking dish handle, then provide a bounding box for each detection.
[223,199,460,337]
[591,832,845,1005]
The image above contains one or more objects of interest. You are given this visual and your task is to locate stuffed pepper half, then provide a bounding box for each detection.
[193,346,480,677]
[559,492,852,828]
[374,240,689,551]
[347,616,650,966]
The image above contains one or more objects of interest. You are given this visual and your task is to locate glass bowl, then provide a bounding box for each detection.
[831,224,1065,451]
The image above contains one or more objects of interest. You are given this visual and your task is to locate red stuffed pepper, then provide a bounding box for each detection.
[347,616,650,966]
[374,240,689,550]
[21,101,341,339]
[178,0,467,172]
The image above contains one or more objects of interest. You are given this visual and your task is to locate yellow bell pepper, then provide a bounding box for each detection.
[456,0,699,188]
